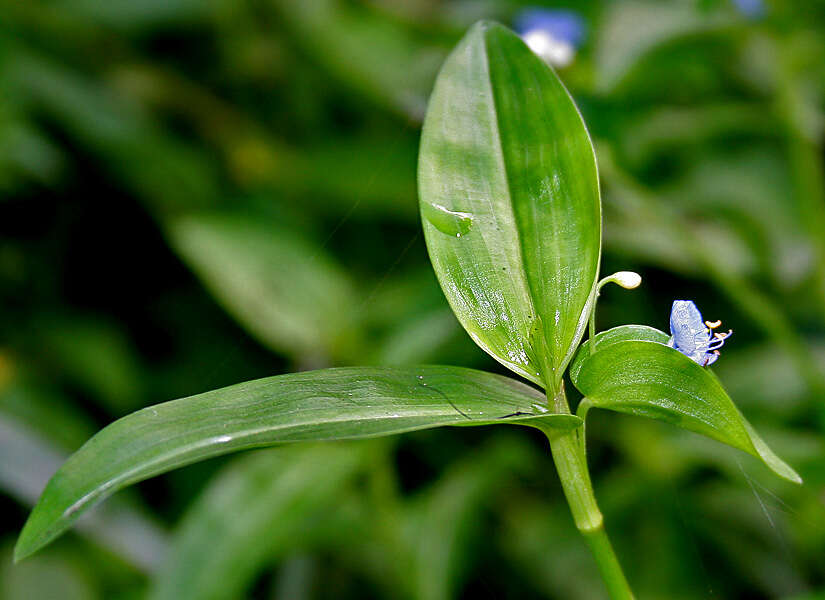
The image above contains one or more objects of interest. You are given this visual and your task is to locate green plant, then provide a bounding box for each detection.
[14,21,801,599]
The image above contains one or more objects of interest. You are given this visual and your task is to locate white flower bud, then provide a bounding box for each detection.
[598,271,642,291]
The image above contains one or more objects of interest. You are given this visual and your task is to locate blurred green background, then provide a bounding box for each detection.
[2,0,825,598]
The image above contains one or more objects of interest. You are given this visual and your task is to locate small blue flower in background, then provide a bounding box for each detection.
[732,0,765,19]
[667,300,732,367]
[514,8,586,68]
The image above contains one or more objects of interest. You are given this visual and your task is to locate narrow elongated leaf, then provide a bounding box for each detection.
[570,326,801,483]
[419,21,601,390]
[151,444,371,600]
[16,366,580,562]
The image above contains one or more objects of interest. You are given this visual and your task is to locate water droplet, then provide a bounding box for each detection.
[215,435,232,443]
[421,203,474,237]
[417,375,424,379]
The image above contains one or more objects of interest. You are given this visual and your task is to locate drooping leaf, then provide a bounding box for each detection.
[419,21,601,390]
[150,444,372,600]
[16,366,580,562]
[570,326,801,483]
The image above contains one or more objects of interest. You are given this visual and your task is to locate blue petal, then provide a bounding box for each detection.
[732,0,765,19]
[513,9,587,48]
[669,300,710,356]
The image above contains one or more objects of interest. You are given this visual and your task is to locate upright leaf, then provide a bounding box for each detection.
[570,326,801,483]
[419,21,601,390]
[16,366,580,561]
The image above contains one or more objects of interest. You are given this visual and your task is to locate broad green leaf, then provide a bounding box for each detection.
[570,326,801,483]
[569,324,668,383]
[419,21,601,390]
[16,366,580,562]
[166,212,357,361]
[151,444,371,600]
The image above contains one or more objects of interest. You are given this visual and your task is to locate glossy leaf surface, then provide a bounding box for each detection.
[419,21,601,390]
[16,366,580,561]
[570,326,801,483]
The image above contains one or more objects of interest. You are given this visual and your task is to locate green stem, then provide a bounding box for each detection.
[583,525,635,600]
[588,291,599,356]
[546,388,635,599]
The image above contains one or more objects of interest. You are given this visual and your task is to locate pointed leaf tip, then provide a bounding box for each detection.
[15,366,580,560]
[571,326,801,484]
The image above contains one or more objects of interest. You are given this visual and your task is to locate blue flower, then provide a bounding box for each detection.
[514,9,586,47]
[732,0,765,19]
[514,8,586,67]
[667,300,732,366]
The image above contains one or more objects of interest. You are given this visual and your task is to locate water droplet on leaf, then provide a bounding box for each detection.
[421,202,474,237]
